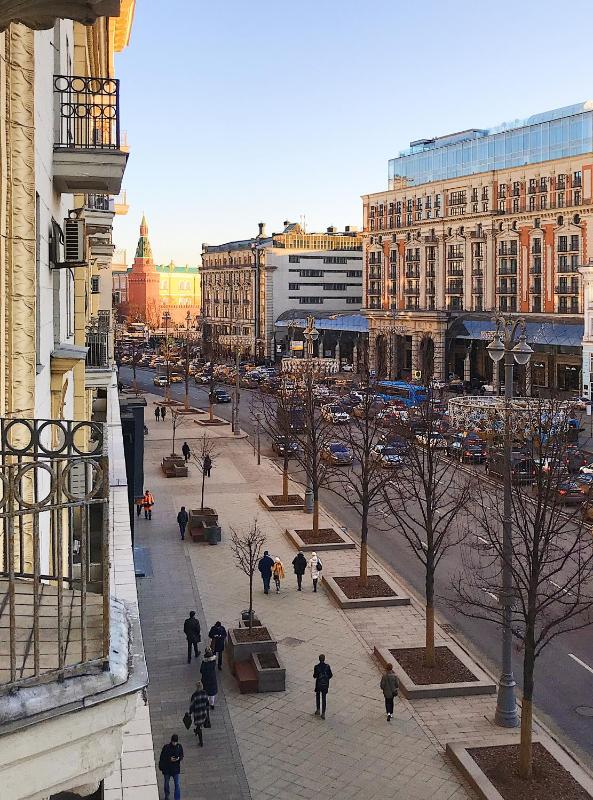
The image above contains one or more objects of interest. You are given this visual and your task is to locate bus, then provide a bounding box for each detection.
[375,381,429,408]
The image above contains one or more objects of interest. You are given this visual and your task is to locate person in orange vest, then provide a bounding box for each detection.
[143,490,155,520]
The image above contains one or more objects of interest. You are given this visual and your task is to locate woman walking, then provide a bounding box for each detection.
[188,681,209,746]
[200,648,218,709]
[380,663,399,722]
[292,552,307,591]
[309,552,322,592]
[272,557,285,593]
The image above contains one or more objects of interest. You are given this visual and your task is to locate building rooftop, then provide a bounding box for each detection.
[155,261,199,274]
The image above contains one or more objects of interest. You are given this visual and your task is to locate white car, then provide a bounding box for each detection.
[580,463,593,475]
[322,405,351,424]
[341,363,354,372]
[153,375,169,387]
[416,432,447,449]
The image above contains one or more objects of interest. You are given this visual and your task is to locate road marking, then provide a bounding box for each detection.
[481,588,499,602]
[569,653,593,676]
[549,580,574,598]
[476,535,491,547]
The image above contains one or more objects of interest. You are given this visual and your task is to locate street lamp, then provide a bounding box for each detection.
[486,314,533,728]
[184,310,196,411]
[302,315,319,512]
[162,310,172,401]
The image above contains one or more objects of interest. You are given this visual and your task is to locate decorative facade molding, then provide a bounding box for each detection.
[0,1,121,31]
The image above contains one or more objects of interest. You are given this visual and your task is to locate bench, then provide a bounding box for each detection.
[235,659,258,694]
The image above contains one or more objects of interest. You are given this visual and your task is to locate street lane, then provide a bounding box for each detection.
[121,366,593,761]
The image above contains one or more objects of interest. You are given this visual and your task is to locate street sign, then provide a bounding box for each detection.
[480,330,497,341]
[413,370,422,379]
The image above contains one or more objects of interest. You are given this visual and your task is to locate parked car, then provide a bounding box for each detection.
[321,442,353,465]
[416,432,447,450]
[372,445,405,469]
[575,473,593,494]
[555,480,586,505]
[486,451,536,485]
[170,373,183,383]
[272,436,301,458]
[322,405,351,424]
[153,375,169,387]
[194,372,211,384]
[341,363,354,372]
[212,389,232,403]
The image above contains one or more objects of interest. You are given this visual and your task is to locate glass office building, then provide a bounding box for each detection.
[388,102,593,188]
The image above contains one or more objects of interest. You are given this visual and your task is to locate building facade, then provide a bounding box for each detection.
[0,5,159,800]
[200,221,362,359]
[126,216,200,325]
[362,103,592,392]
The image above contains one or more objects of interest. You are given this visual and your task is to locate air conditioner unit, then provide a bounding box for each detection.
[64,217,86,264]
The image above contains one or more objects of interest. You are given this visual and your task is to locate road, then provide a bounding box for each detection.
[121,366,593,762]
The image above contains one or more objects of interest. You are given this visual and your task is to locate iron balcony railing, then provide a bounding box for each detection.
[54,74,120,150]
[86,315,110,368]
[0,418,109,691]
[85,193,115,212]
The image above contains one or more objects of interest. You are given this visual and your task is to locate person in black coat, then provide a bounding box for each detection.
[177,506,189,541]
[200,648,218,708]
[158,734,184,800]
[313,653,333,719]
[183,611,201,663]
[181,441,191,462]
[292,552,307,591]
[258,550,275,594]
[208,621,227,670]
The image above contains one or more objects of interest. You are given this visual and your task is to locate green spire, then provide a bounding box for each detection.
[135,214,153,260]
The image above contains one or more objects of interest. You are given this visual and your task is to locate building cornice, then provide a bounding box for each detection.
[0,1,121,30]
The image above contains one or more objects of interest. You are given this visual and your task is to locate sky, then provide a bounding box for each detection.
[113,0,593,267]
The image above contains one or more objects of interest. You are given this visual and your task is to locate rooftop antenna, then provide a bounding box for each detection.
[300,214,306,232]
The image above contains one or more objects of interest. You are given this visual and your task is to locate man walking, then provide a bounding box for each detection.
[188,682,209,747]
[181,441,191,462]
[183,610,201,663]
[135,496,143,518]
[177,506,189,540]
[158,734,183,800]
[155,406,161,423]
[208,620,227,670]
[161,405,167,421]
[203,453,212,477]
[313,654,332,719]
[142,489,154,520]
[258,550,274,595]
[380,662,399,722]
[292,551,307,591]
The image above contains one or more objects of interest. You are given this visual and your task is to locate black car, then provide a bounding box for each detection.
[212,389,232,403]
[272,436,301,458]
[447,434,487,463]
[486,451,536,485]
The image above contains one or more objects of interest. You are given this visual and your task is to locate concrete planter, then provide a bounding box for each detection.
[446,737,593,800]
[285,527,355,552]
[323,574,410,609]
[374,643,496,699]
[253,651,286,692]
[227,627,277,673]
[259,494,305,512]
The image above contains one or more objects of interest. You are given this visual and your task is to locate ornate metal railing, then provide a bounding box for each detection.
[0,418,109,690]
[54,75,120,150]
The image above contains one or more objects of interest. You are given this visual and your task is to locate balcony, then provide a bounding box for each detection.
[529,265,541,274]
[405,269,420,279]
[472,267,483,276]
[0,0,120,30]
[53,75,128,194]
[498,266,517,276]
[403,286,420,295]
[85,313,113,387]
[423,234,438,243]
[447,268,464,276]
[529,284,542,294]
[557,264,579,273]
[498,284,517,294]
[555,284,580,295]
[445,284,464,295]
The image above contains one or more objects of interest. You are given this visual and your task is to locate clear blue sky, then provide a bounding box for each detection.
[113,0,593,266]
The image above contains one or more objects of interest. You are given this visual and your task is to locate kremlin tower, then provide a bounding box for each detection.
[127,215,162,325]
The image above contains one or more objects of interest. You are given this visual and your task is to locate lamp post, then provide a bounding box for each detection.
[486,314,533,728]
[302,315,319,513]
[162,310,172,401]
[234,322,241,436]
[184,310,196,411]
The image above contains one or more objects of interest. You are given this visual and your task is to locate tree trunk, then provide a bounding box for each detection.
[201,469,206,511]
[424,566,435,667]
[313,495,319,534]
[172,426,176,457]
[518,636,536,780]
[359,505,369,587]
[248,573,253,632]
[282,456,289,502]
[209,399,214,421]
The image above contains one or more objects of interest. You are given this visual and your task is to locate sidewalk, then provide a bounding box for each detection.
[138,395,477,800]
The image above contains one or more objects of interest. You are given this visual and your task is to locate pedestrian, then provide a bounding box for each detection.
[258,550,275,595]
[208,620,227,670]
[272,557,285,593]
[380,662,399,722]
[142,489,154,520]
[158,734,183,800]
[181,441,191,462]
[177,506,189,540]
[161,405,167,421]
[309,552,323,592]
[155,406,161,422]
[200,648,218,709]
[135,496,143,518]
[183,610,201,663]
[313,654,333,719]
[203,453,212,478]
[292,551,307,591]
[188,681,209,747]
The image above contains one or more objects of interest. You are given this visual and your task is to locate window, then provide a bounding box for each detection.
[498,199,506,212]
[573,170,582,187]
[571,234,580,251]
[498,184,507,199]
[299,269,323,277]
[471,188,478,202]
[529,196,536,211]
[449,190,466,206]
[289,255,300,263]
[528,178,536,193]
[512,199,519,212]
[406,199,413,212]
[558,235,568,252]
[540,195,547,210]
[289,283,300,290]
[396,201,402,214]
[323,283,347,291]
[575,190,582,205]
[91,276,99,293]
[557,192,565,208]
[557,174,566,190]
[512,181,520,196]
[346,270,362,277]
[346,296,362,304]
[482,187,489,200]
[298,297,323,304]
[406,213,412,226]
[323,256,347,264]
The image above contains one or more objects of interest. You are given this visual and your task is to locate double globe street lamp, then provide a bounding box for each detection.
[303,316,319,513]
[486,314,533,728]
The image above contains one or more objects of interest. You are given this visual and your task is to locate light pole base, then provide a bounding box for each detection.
[494,679,519,728]
[304,487,313,513]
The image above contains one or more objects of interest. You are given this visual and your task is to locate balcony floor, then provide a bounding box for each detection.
[0,579,103,687]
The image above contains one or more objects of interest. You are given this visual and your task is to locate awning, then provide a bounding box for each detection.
[451,319,583,347]
[275,312,368,333]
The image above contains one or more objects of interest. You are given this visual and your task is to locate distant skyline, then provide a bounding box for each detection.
[113,0,593,266]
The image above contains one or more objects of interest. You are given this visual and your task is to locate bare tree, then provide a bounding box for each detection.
[452,399,593,779]
[327,368,393,586]
[230,519,266,632]
[169,408,183,456]
[190,434,218,511]
[385,392,474,667]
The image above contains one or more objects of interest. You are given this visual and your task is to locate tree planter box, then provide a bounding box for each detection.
[374,643,496,699]
[190,508,218,527]
[323,574,410,608]
[161,455,188,478]
[194,417,229,427]
[446,737,593,800]
[253,651,286,692]
[227,627,277,674]
[259,494,305,512]
[285,527,355,552]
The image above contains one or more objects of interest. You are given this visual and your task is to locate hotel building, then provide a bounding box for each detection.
[362,103,593,393]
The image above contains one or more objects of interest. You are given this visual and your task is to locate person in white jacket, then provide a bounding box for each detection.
[309,552,322,592]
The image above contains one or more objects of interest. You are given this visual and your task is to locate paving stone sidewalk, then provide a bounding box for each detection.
[139,408,476,800]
